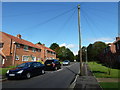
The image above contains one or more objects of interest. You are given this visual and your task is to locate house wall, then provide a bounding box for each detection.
[1,32,14,67]
[1,32,12,56]
[14,44,41,66]
[1,32,56,67]
[36,44,56,61]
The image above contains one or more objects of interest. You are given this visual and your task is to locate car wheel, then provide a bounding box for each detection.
[55,67,58,70]
[41,70,45,74]
[26,73,31,79]
[7,77,11,80]
[59,66,61,69]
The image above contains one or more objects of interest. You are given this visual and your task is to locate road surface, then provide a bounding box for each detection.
[2,62,80,88]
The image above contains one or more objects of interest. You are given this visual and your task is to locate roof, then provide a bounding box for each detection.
[2,32,41,49]
[44,46,55,52]
[113,39,120,44]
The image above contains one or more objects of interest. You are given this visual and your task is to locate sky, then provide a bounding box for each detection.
[2,2,118,55]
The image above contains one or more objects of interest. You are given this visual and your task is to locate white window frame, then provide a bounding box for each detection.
[22,55,29,61]
[32,48,36,52]
[31,56,36,61]
[16,44,20,48]
[15,55,19,60]
[24,45,29,51]
[38,49,41,52]
[2,59,5,64]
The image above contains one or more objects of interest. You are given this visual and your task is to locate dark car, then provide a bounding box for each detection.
[6,62,45,79]
[44,59,61,70]
[63,60,70,66]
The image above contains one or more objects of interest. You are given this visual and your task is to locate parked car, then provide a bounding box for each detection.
[44,59,61,70]
[6,62,45,79]
[63,60,70,66]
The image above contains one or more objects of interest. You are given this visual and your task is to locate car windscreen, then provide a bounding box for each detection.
[17,63,29,68]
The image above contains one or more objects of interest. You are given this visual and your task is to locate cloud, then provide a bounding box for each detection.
[59,43,67,47]
[60,43,78,55]
[88,37,114,43]
[60,43,77,49]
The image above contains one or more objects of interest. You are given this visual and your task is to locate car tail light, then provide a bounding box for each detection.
[52,62,55,67]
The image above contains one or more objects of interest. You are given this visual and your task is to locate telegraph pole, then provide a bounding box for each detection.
[86,47,88,64]
[78,4,83,76]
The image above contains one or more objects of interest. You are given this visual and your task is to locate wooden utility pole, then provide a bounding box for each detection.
[78,4,83,76]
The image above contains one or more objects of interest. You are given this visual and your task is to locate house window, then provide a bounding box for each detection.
[22,56,29,61]
[0,43,4,48]
[117,43,119,50]
[16,44,20,48]
[15,55,19,60]
[32,48,36,52]
[24,45,29,51]
[38,49,41,52]
[31,56,36,61]
[2,59,5,64]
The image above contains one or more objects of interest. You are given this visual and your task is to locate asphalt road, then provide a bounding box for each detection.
[2,62,80,88]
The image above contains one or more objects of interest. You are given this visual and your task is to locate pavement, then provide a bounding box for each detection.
[74,63,103,90]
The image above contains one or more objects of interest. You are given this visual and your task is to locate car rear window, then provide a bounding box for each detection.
[45,60,54,64]
[64,60,69,62]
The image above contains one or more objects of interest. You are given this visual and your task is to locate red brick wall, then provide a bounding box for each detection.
[1,32,56,67]
[1,32,12,56]
[14,45,41,65]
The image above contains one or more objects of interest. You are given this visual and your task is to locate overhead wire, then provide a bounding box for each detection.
[81,8,109,38]
[22,6,76,32]
[81,9,98,39]
[54,7,77,40]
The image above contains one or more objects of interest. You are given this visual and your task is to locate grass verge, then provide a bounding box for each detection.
[88,62,120,78]
[99,82,120,89]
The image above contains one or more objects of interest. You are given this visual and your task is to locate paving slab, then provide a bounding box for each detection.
[74,63,102,90]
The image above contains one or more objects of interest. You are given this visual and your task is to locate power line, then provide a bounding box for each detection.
[54,8,77,40]
[81,8,109,38]
[3,7,72,17]
[23,6,76,32]
[81,9,98,39]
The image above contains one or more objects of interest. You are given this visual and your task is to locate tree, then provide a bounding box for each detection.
[49,43,59,50]
[49,43,74,62]
[87,41,107,62]
[37,42,42,45]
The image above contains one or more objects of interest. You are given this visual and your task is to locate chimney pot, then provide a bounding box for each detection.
[116,37,120,40]
[17,34,21,39]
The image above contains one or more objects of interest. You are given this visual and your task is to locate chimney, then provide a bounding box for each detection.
[17,34,21,39]
[42,44,45,46]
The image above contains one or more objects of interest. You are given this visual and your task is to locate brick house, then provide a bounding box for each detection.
[0,32,56,67]
[100,37,120,68]
[114,37,120,64]
[36,44,56,62]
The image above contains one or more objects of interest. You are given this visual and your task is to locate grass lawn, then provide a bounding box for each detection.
[88,62,120,78]
[99,82,120,89]
[60,62,63,64]
[0,68,10,78]
[0,66,16,77]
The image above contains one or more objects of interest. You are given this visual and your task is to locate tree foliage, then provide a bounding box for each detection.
[49,43,74,62]
[87,41,107,61]
[37,42,42,45]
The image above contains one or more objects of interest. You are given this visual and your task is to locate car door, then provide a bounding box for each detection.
[36,62,43,73]
[31,62,39,75]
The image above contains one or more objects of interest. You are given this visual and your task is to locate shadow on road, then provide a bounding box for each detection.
[66,67,78,76]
